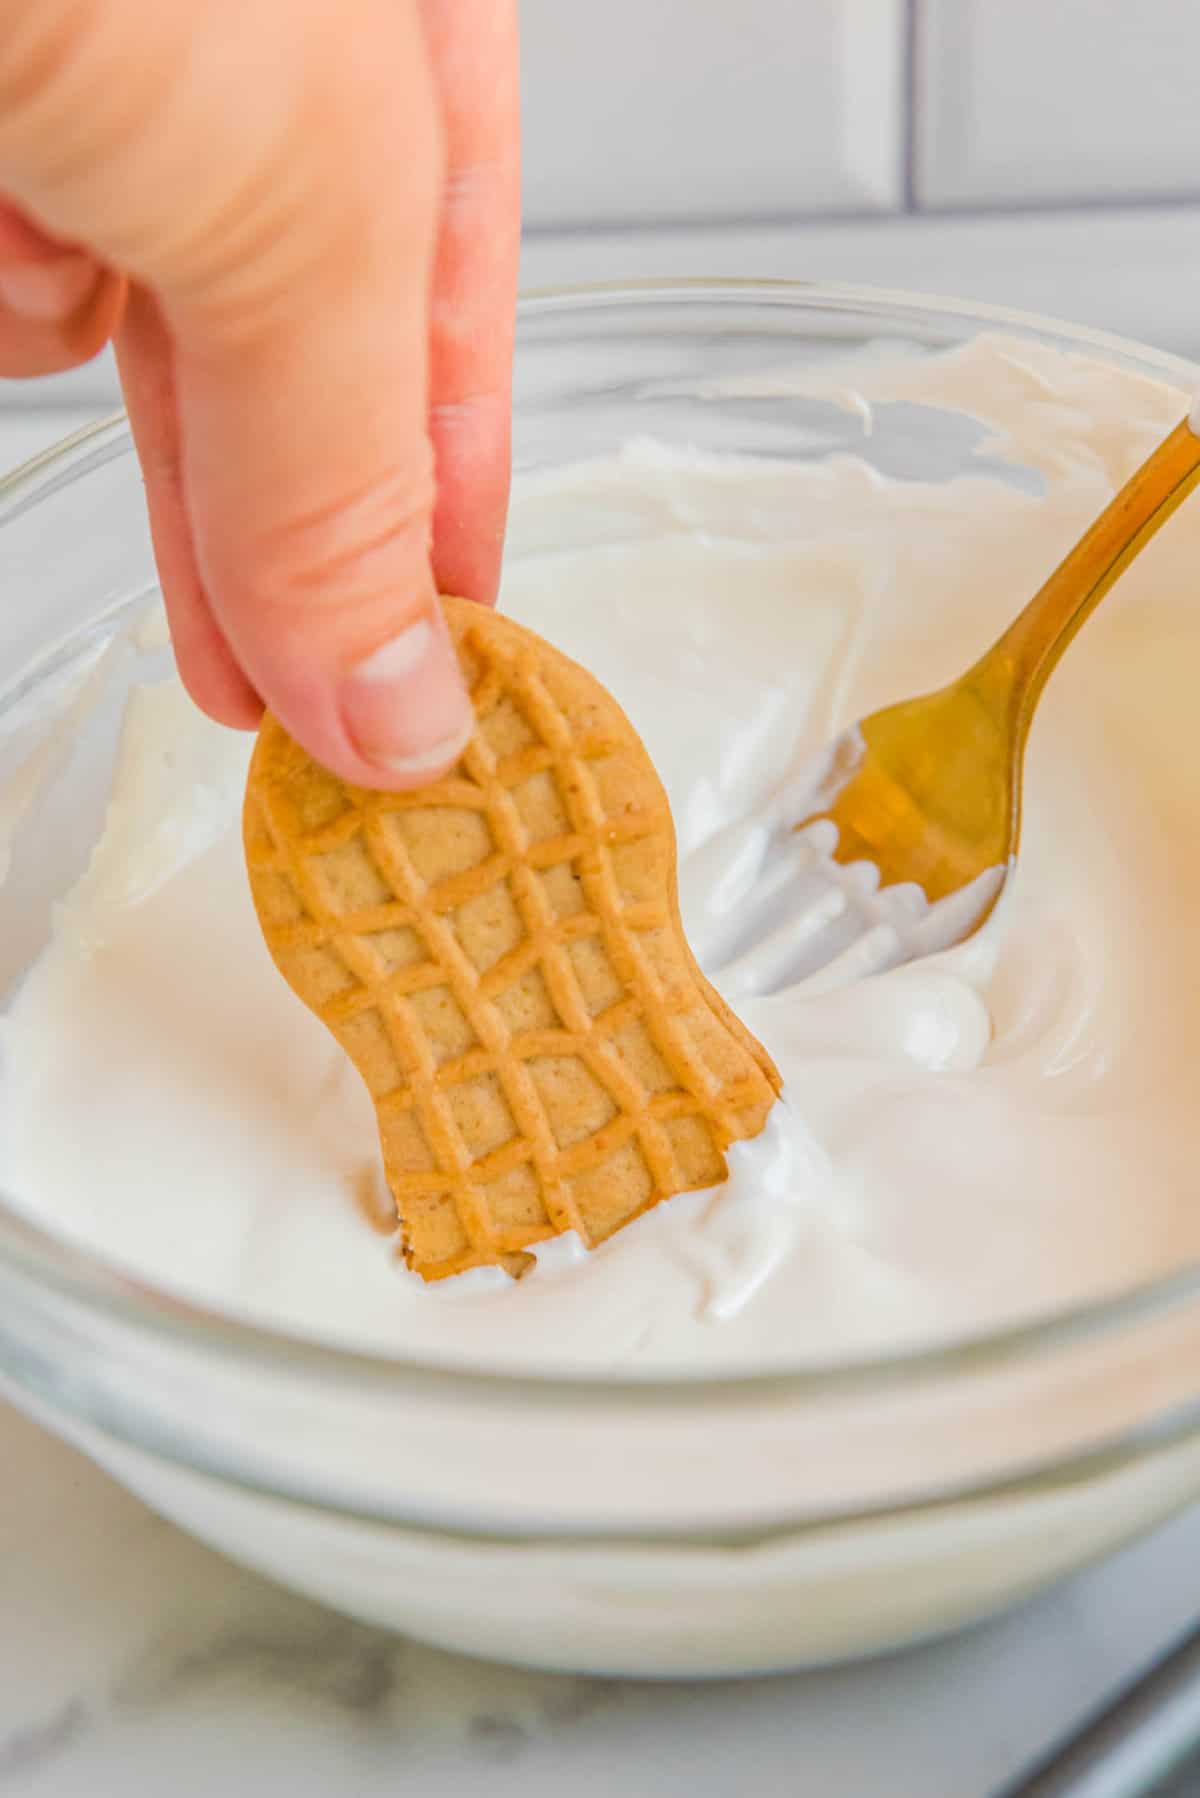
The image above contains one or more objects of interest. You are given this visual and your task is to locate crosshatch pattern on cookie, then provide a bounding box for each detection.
[245,598,780,1280]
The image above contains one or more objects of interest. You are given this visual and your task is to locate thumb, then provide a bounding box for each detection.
[167,216,477,786]
[156,0,475,786]
[0,0,472,787]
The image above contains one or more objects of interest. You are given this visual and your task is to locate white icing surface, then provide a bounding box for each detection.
[2,334,1199,1374]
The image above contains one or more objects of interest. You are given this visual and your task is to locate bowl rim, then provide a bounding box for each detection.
[2,273,1199,1406]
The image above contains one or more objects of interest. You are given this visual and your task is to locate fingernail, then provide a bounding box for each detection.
[342,609,474,780]
[0,254,99,323]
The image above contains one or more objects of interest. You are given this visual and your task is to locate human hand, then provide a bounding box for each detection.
[0,0,519,786]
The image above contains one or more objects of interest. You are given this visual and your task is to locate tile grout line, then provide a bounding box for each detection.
[903,0,921,213]
[521,189,1200,243]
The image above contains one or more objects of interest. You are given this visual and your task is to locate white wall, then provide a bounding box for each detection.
[522,0,1200,225]
[520,0,905,225]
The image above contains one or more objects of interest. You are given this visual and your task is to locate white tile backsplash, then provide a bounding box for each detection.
[520,0,905,226]
[520,0,1200,225]
[916,0,1200,209]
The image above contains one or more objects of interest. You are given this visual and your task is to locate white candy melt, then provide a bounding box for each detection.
[2,332,1199,1374]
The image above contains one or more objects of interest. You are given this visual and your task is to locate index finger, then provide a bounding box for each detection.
[420,0,520,610]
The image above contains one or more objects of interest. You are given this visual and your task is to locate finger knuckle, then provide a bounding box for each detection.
[230,462,436,629]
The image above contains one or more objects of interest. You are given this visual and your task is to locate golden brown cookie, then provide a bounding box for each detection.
[244,597,781,1281]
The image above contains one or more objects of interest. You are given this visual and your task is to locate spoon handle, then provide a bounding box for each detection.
[975,413,1200,735]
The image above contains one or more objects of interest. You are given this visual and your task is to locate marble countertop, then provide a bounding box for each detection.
[4,386,1200,1798]
[8,1392,1200,1798]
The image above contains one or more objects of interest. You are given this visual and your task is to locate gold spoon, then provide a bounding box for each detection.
[699,410,1200,998]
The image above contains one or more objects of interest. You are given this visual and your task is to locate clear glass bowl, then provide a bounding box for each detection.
[2,281,1200,1678]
